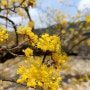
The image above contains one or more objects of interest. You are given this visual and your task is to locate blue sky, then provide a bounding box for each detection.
[1,0,90,30]
[36,0,79,16]
[36,0,90,14]
[29,0,90,28]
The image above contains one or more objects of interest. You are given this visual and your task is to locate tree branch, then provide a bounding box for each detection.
[0,15,19,45]
[69,36,90,52]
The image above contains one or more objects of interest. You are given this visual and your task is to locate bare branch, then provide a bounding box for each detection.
[69,36,90,52]
[0,15,18,45]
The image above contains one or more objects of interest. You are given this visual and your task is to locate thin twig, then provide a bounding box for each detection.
[69,36,90,51]
[42,50,48,64]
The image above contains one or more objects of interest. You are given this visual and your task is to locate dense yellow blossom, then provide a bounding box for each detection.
[17,56,62,90]
[17,26,38,46]
[37,34,60,52]
[52,52,68,65]
[17,24,68,90]
[0,26,8,42]
[22,48,33,57]
[17,27,60,52]
[17,26,32,35]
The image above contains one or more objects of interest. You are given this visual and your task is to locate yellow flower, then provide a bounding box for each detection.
[28,21,34,28]
[17,29,67,90]
[86,14,90,22]
[16,79,22,83]
[17,26,38,46]
[87,39,90,46]
[37,82,43,87]
[60,20,67,25]
[1,1,7,6]
[37,34,60,52]
[0,79,2,84]
[0,26,8,42]
[61,30,66,34]
[17,57,62,89]
[23,48,33,57]
[74,39,79,43]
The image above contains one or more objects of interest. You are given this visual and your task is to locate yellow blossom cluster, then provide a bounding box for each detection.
[52,52,68,65]
[1,1,7,7]
[37,34,60,52]
[0,26,8,42]
[17,25,60,52]
[17,24,68,90]
[17,47,67,89]
[18,0,36,7]
[60,20,67,25]
[28,21,34,28]
[17,26,38,46]
[17,57,62,90]
[73,73,90,84]
[22,48,33,57]
[0,79,2,84]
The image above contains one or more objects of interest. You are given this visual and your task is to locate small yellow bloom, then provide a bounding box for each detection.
[86,14,90,22]
[87,39,90,46]
[37,82,43,87]
[1,1,7,6]
[16,79,22,83]
[61,30,66,34]
[0,79,2,84]
[23,48,33,57]
[28,21,34,28]
[0,26,8,42]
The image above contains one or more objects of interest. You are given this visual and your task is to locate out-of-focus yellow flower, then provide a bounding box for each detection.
[1,1,7,6]
[74,39,79,44]
[87,39,90,46]
[0,26,8,42]
[27,0,36,7]
[0,79,2,84]
[60,0,64,2]
[61,30,66,34]
[74,31,78,35]
[60,20,67,25]
[86,14,90,22]
[52,52,68,66]
[17,25,68,90]
[69,28,74,33]
[10,0,18,3]
[28,21,34,28]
